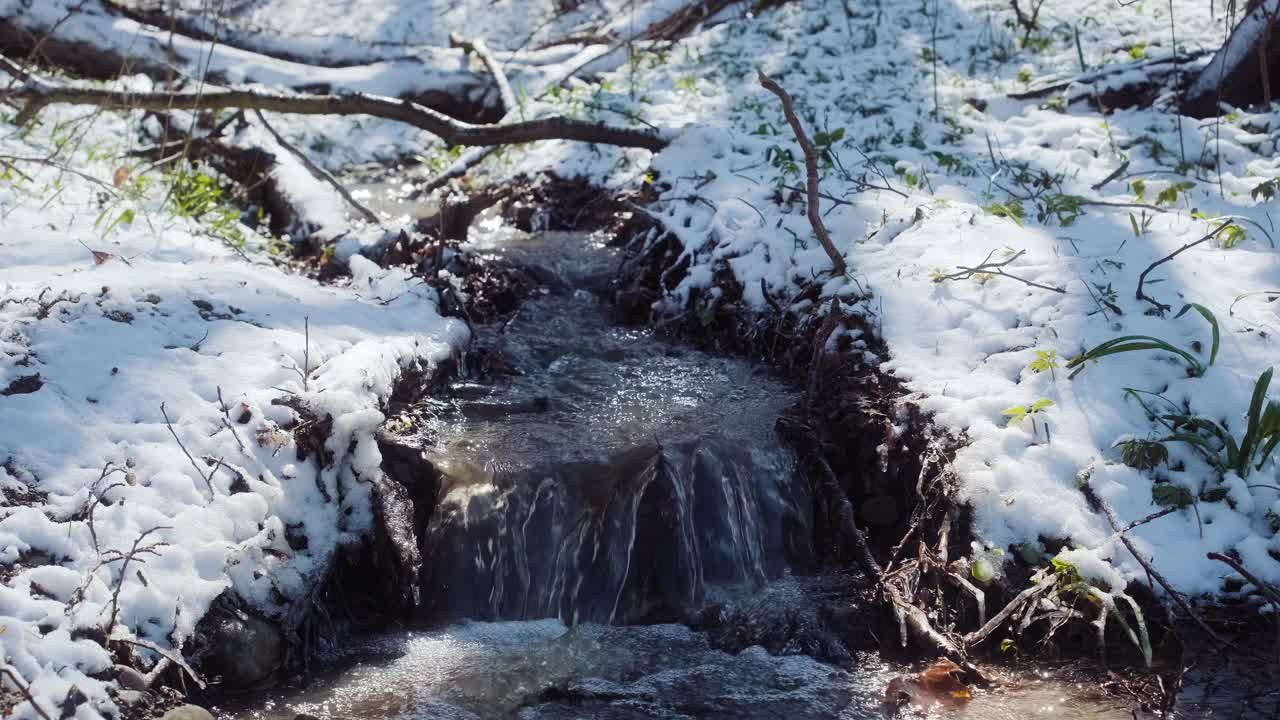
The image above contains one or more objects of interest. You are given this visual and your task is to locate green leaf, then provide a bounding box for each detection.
[1152,483,1194,508]
[1030,398,1054,412]
[1174,303,1219,369]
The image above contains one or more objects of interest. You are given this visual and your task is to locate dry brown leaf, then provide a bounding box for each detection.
[112,165,131,188]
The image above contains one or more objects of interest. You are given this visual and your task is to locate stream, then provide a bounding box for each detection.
[226,194,1144,719]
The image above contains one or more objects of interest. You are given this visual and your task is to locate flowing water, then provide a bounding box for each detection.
[227,194,1145,719]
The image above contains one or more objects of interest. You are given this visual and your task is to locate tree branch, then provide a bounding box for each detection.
[1,76,669,152]
[757,70,848,276]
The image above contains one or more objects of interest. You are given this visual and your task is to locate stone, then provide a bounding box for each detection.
[193,595,283,689]
[161,705,215,720]
[112,664,148,690]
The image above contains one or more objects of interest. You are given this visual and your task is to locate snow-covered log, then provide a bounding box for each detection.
[0,0,608,119]
[1183,0,1280,117]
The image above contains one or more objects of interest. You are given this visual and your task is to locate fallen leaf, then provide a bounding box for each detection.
[90,250,113,265]
[112,165,131,188]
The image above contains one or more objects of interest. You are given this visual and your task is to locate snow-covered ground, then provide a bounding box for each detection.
[495,0,1280,598]
[4,0,1280,716]
[0,105,465,715]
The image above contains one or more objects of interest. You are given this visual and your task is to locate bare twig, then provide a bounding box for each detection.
[251,109,379,225]
[1135,221,1235,313]
[757,71,847,275]
[1208,551,1280,607]
[104,526,171,635]
[159,402,216,496]
[935,249,1066,293]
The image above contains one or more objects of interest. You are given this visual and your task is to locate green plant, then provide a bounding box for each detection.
[1037,193,1085,226]
[1155,181,1194,206]
[1114,437,1168,470]
[167,166,245,246]
[1251,177,1280,203]
[1125,368,1280,479]
[1003,398,1053,437]
[983,199,1025,226]
[1028,349,1059,379]
[1066,303,1219,378]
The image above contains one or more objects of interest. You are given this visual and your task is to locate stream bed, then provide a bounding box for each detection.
[225,204,1155,719]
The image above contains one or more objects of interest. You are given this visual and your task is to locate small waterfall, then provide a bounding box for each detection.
[395,230,812,625]
[423,438,812,624]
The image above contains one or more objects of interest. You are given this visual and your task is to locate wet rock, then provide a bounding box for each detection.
[192,594,282,689]
[113,689,148,706]
[1,373,42,396]
[160,705,215,720]
[112,664,148,690]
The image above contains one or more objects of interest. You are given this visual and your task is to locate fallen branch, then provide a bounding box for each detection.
[0,63,668,152]
[934,248,1066,294]
[1009,50,1211,101]
[1135,221,1235,313]
[1183,0,1280,117]
[757,70,847,275]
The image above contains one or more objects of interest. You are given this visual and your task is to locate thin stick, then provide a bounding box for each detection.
[1135,221,1235,313]
[159,402,215,496]
[1080,479,1225,645]
[757,70,847,275]
[251,109,379,225]
[1207,551,1280,607]
[105,526,171,635]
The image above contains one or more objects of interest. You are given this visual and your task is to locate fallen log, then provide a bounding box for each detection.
[1183,0,1280,117]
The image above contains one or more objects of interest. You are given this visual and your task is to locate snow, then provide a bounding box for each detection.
[0,101,466,716]
[491,0,1280,603]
